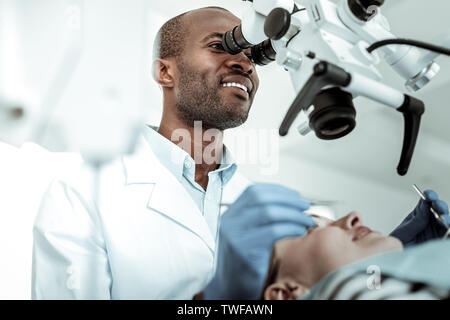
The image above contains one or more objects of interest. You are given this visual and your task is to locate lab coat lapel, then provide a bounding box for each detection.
[122,135,215,252]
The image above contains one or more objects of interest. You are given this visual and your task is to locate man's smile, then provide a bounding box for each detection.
[219,75,254,101]
[220,85,249,100]
[221,82,248,93]
[220,74,254,94]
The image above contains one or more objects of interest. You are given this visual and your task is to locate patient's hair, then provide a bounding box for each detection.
[260,247,281,299]
[152,6,231,61]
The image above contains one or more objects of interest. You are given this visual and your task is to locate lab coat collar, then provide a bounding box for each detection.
[144,125,189,181]
[121,130,215,252]
[144,125,237,186]
[215,146,237,186]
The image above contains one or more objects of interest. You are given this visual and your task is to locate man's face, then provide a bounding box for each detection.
[270,212,402,297]
[173,8,259,130]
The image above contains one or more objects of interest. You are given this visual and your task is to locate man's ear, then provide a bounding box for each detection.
[264,281,309,300]
[152,58,176,88]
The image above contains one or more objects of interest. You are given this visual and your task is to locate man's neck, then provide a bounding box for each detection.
[158,116,224,190]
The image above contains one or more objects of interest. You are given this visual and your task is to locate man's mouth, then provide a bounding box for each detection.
[220,74,253,96]
[221,82,248,93]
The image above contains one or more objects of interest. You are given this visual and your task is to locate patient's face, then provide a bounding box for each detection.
[265,212,402,300]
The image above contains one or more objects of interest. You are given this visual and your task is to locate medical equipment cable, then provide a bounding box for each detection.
[367,39,450,56]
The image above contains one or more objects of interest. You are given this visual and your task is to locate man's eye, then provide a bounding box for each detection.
[210,43,255,63]
[210,43,225,51]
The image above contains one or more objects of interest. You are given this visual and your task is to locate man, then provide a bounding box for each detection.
[32,6,267,299]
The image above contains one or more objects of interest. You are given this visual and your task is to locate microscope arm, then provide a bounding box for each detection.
[279,61,424,175]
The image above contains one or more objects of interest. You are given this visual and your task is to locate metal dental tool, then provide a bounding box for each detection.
[412,184,450,239]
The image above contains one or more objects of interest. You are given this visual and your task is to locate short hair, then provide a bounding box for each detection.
[152,6,232,61]
[260,247,281,300]
[152,12,188,61]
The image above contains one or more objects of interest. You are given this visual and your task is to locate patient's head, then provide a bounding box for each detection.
[263,211,402,300]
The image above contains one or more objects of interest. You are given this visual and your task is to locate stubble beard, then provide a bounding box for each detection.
[174,60,251,131]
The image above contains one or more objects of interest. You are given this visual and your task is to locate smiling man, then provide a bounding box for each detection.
[32,7,261,299]
[153,6,259,190]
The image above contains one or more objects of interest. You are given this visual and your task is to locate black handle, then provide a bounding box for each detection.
[396,95,425,176]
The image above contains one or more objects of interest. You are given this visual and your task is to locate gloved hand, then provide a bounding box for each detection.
[390,189,450,246]
[203,183,315,300]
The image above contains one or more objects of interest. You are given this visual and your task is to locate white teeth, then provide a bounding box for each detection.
[222,82,248,93]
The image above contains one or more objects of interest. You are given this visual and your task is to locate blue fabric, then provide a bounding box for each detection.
[305,239,450,299]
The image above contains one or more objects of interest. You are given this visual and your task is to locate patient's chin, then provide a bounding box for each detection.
[358,234,403,260]
[386,236,403,251]
[375,234,403,252]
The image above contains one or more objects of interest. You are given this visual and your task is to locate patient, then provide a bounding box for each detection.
[263,212,450,300]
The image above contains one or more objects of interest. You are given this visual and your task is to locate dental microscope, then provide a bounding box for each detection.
[221,0,450,175]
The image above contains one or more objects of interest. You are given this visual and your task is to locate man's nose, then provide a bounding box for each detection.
[333,211,363,231]
[225,52,254,74]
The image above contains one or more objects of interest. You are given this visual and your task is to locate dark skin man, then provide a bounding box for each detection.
[152,7,260,190]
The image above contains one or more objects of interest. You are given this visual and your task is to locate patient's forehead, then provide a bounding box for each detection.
[271,215,334,274]
[274,214,334,256]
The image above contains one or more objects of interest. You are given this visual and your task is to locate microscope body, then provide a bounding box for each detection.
[223,0,446,175]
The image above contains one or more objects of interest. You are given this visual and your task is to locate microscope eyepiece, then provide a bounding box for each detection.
[222,25,253,55]
[251,39,276,66]
[222,26,276,66]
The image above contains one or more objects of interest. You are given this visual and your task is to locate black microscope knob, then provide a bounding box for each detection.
[264,8,291,40]
[360,0,385,8]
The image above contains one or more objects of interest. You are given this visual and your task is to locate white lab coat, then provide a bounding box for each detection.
[32,134,251,299]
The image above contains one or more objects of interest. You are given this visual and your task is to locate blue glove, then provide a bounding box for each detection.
[203,183,315,300]
[390,189,450,246]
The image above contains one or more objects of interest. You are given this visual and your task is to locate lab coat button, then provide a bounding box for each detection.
[184,161,192,169]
